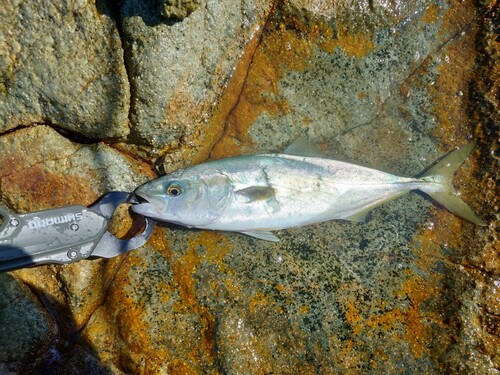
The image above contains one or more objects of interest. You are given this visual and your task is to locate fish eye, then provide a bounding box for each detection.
[166,183,182,197]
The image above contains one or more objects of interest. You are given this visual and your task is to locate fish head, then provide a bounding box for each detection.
[132,171,233,228]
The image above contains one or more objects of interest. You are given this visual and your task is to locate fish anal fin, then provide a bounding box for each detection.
[342,210,370,223]
[235,186,276,203]
[240,230,280,242]
[284,137,326,158]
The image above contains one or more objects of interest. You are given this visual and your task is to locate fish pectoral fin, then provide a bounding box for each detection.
[284,137,326,158]
[240,230,280,242]
[235,186,276,203]
[341,209,370,223]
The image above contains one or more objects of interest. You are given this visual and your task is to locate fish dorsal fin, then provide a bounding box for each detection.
[235,186,276,203]
[284,137,325,158]
[240,230,280,242]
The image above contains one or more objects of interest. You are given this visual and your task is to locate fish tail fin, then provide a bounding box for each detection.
[417,143,486,226]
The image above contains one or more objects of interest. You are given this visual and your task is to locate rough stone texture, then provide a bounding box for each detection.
[211,0,475,158]
[0,0,130,139]
[0,0,498,374]
[160,0,202,20]
[117,0,272,168]
[0,273,57,373]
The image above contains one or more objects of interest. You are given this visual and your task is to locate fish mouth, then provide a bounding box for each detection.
[134,192,151,204]
[131,192,164,219]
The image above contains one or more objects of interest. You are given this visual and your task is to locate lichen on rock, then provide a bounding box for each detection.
[159,0,202,20]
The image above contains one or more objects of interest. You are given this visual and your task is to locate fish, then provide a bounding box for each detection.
[132,139,486,242]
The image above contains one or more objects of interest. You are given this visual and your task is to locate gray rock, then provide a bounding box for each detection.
[247,0,441,153]
[120,0,271,162]
[0,0,130,139]
[0,273,56,371]
[0,125,154,337]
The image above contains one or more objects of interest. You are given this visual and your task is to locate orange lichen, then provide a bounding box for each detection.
[299,305,310,315]
[172,244,202,313]
[209,25,265,159]
[344,302,364,335]
[167,359,198,375]
[341,269,443,359]
[249,291,269,314]
[334,26,377,58]
[397,275,438,358]
[162,83,224,169]
[422,3,441,24]
[202,232,232,270]
[439,0,478,39]
[106,251,173,373]
[2,164,98,211]
[429,22,479,148]
[224,278,243,296]
[337,338,364,372]
[210,8,379,159]
[211,26,309,158]
[170,232,231,312]
[155,232,232,366]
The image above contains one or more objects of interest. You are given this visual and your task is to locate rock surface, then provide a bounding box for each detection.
[0,0,130,139]
[0,0,498,374]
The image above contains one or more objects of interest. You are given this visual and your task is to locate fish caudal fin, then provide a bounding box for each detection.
[418,143,486,226]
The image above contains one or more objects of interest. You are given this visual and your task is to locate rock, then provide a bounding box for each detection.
[210,0,477,158]
[118,0,272,168]
[159,0,202,20]
[0,126,154,212]
[0,273,56,372]
[0,0,130,139]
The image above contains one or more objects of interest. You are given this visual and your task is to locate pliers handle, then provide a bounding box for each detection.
[0,192,156,272]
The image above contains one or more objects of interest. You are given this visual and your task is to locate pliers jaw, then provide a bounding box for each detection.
[88,192,156,259]
[0,192,156,272]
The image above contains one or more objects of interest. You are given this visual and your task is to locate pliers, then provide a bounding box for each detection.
[0,192,156,272]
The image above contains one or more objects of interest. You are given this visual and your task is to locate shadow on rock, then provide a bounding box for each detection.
[0,272,114,375]
[96,0,187,27]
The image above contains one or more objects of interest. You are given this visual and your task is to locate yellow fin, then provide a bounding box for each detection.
[418,143,486,226]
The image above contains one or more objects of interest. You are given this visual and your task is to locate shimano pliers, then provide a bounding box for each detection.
[0,192,156,272]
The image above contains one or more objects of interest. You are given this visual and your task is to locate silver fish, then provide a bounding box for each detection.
[132,139,486,242]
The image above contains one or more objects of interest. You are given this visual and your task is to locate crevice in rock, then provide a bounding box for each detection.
[50,126,102,145]
[73,258,128,333]
[18,269,115,374]
[0,122,99,145]
[207,0,280,157]
[96,0,135,145]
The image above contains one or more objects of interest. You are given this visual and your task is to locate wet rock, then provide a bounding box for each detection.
[0,0,130,139]
[211,0,480,157]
